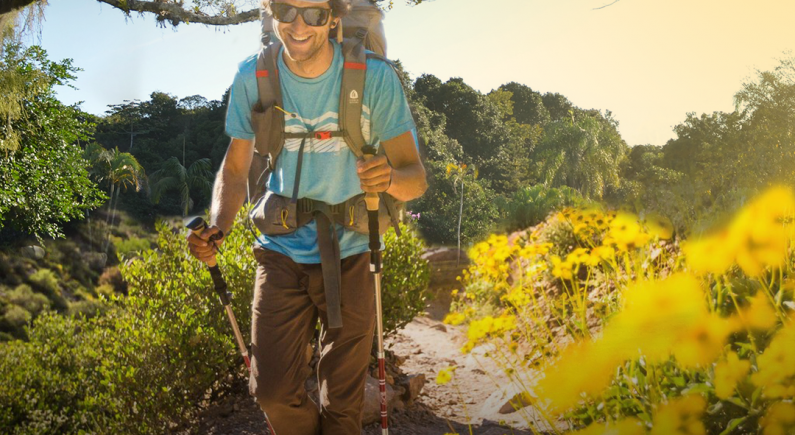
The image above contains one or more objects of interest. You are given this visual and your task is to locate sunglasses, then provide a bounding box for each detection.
[271,3,332,27]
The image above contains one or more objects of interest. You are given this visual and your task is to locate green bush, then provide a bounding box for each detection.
[0,211,255,434]
[381,222,431,342]
[27,268,67,311]
[7,284,50,317]
[0,210,433,434]
[498,185,588,232]
[112,236,152,259]
[411,160,499,246]
[2,305,31,329]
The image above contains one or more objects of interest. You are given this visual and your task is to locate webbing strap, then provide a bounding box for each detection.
[340,38,367,159]
[256,42,284,164]
[291,137,307,204]
[284,131,345,140]
[314,208,343,329]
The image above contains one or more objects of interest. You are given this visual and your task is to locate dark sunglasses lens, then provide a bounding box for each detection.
[272,4,298,23]
[302,8,329,26]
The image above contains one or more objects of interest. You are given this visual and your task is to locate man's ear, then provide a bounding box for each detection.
[331,19,340,29]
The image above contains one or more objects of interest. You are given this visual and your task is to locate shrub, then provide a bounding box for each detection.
[7,284,50,317]
[0,209,433,434]
[112,236,152,259]
[2,305,31,329]
[411,160,498,246]
[381,222,431,342]
[498,185,588,233]
[98,266,128,295]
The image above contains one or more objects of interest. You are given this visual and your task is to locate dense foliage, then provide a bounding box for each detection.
[381,222,431,340]
[444,187,795,434]
[0,211,430,433]
[0,43,104,240]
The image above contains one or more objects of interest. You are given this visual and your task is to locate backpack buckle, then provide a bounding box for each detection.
[355,29,368,40]
[314,131,332,140]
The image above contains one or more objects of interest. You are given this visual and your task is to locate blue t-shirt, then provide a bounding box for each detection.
[225,41,415,264]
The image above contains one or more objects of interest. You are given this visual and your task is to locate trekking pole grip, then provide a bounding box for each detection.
[186,217,231,304]
[361,145,382,271]
[361,145,381,212]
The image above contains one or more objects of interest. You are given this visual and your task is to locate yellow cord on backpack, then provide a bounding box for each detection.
[281,209,290,229]
[274,105,297,118]
[349,205,355,226]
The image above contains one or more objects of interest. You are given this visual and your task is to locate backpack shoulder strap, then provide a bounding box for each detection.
[339,38,367,159]
[255,42,285,168]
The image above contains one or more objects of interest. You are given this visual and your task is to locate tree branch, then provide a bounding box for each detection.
[593,0,620,10]
[0,0,39,16]
[98,0,259,26]
[0,0,260,27]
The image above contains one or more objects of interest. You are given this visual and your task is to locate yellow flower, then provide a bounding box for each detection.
[751,320,795,397]
[551,255,574,280]
[598,274,733,367]
[741,291,778,330]
[536,340,622,414]
[713,351,751,399]
[609,212,649,250]
[571,418,646,435]
[443,312,466,326]
[760,402,795,435]
[644,212,675,240]
[683,232,736,275]
[436,366,457,385]
[650,395,707,435]
[673,314,734,369]
[686,186,795,277]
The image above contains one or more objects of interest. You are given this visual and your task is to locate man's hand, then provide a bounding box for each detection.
[187,225,225,267]
[356,154,393,193]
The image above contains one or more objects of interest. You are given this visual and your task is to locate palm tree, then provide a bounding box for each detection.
[150,156,213,216]
[84,144,146,252]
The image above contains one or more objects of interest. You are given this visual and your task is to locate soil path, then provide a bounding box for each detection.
[192,291,538,435]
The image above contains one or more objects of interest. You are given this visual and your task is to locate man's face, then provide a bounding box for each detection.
[271,0,336,63]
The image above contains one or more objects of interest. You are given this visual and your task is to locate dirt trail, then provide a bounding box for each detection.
[192,291,539,435]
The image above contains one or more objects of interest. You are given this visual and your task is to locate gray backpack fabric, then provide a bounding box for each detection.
[260,0,387,56]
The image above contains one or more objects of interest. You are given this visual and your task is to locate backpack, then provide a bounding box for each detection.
[249,0,403,239]
[260,0,387,56]
[248,1,403,329]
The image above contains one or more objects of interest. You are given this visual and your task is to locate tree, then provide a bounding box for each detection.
[0,0,426,28]
[536,114,626,199]
[150,156,213,216]
[0,43,105,241]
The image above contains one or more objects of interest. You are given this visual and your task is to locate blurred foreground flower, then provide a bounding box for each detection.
[685,186,795,276]
[649,395,706,435]
[536,274,734,413]
[571,418,645,435]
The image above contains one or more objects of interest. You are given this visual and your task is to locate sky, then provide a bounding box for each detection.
[34,0,795,146]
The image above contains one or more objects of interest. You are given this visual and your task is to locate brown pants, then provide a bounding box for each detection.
[249,246,376,435]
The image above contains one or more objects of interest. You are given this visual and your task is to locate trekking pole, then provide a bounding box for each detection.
[185,217,278,435]
[361,145,389,435]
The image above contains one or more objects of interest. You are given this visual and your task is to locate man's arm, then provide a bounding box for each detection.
[210,138,254,234]
[356,131,427,202]
[187,137,253,264]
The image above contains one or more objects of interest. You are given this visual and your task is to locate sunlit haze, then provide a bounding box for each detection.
[38,0,795,146]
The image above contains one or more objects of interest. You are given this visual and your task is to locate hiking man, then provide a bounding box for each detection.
[187,0,427,433]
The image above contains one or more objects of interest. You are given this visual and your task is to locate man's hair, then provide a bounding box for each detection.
[261,0,351,18]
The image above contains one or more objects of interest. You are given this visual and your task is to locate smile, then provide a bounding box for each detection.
[290,35,311,43]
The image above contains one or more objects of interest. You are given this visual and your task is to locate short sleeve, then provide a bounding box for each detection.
[225,55,258,140]
[364,58,416,145]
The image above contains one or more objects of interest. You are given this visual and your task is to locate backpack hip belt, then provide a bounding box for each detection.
[247,40,405,329]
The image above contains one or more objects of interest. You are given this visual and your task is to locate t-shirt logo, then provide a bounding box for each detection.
[349,90,360,104]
